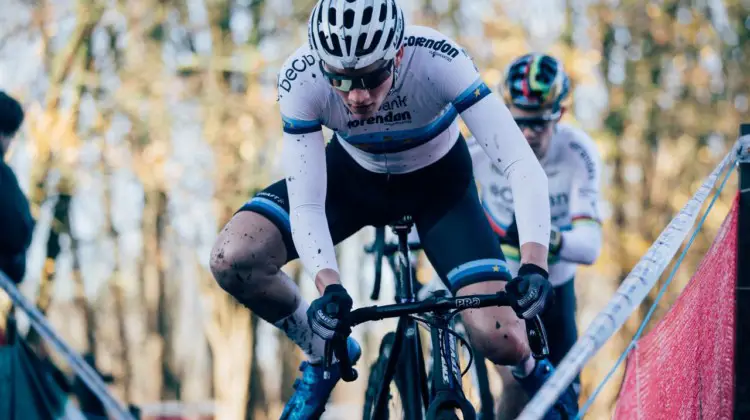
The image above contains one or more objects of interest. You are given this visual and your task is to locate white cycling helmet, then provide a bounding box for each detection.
[308,0,406,70]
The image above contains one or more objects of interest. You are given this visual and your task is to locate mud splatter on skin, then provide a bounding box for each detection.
[229,259,245,272]
[234,271,253,287]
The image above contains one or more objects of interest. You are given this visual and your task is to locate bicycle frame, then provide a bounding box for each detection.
[366,225,495,419]
[332,289,514,418]
[333,218,509,419]
[369,219,428,418]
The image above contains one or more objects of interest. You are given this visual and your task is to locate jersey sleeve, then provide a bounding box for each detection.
[464,97,550,249]
[281,130,340,277]
[277,47,339,278]
[277,46,325,136]
[558,132,603,264]
[416,30,550,248]
[465,135,490,170]
[425,33,550,249]
[416,28,492,112]
[567,134,603,226]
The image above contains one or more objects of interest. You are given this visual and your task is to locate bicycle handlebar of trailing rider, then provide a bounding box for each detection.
[364,226,386,300]
[363,226,423,301]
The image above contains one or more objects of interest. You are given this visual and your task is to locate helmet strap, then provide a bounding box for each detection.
[387,59,400,95]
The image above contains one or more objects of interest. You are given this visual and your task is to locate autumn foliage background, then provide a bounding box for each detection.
[0,0,747,418]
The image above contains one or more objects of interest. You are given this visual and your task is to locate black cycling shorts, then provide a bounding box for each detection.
[542,279,578,367]
[237,134,512,293]
[543,278,580,390]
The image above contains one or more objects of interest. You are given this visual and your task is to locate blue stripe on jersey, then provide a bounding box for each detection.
[339,107,458,154]
[282,115,322,135]
[453,78,491,113]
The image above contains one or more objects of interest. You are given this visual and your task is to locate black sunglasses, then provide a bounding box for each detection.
[514,115,557,133]
[319,60,394,92]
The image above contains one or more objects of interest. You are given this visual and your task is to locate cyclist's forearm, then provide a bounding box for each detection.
[465,136,490,169]
[519,242,549,272]
[460,94,551,247]
[559,224,602,265]
[315,268,341,295]
[289,202,340,275]
[282,131,340,281]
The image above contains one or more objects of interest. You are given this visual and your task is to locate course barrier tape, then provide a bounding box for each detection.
[0,270,136,420]
[517,140,740,420]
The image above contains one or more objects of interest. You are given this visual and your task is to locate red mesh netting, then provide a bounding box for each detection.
[614,195,737,420]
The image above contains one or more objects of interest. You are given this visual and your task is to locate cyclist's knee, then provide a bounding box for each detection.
[466,316,530,365]
[209,211,287,297]
[457,281,531,366]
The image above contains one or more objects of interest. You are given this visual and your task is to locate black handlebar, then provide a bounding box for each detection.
[325,291,512,382]
[347,292,510,327]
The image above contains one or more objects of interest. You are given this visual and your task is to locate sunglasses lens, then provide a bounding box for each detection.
[362,66,392,89]
[322,61,393,92]
[515,118,549,133]
[331,78,353,92]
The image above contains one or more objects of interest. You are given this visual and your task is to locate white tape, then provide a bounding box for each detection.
[517,141,739,420]
[738,134,750,163]
[0,271,135,420]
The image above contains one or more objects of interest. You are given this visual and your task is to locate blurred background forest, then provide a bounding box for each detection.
[0,0,747,418]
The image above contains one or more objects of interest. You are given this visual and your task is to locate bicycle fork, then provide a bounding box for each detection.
[371,315,429,419]
[426,310,477,420]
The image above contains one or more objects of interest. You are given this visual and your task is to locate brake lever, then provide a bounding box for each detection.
[337,336,358,382]
[323,336,358,382]
[323,340,335,380]
[526,315,550,360]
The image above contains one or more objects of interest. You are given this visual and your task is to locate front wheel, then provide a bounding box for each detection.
[433,409,460,420]
[362,332,417,420]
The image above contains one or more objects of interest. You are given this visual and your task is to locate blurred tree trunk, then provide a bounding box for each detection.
[109,0,179,403]
[139,190,170,401]
[246,313,268,420]
[27,0,100,351]
[205,292,252,420]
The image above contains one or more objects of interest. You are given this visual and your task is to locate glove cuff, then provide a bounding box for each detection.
[323,283,347,295]
[518,263,549,280]
[550,227,563,255]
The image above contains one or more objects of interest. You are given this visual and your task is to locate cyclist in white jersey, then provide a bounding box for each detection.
[209,1,577,418]
[468,53,603,417]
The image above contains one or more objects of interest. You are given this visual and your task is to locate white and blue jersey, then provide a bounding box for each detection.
[273,25,551,279]
[278,25,491,174]
[468,124,604,286]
